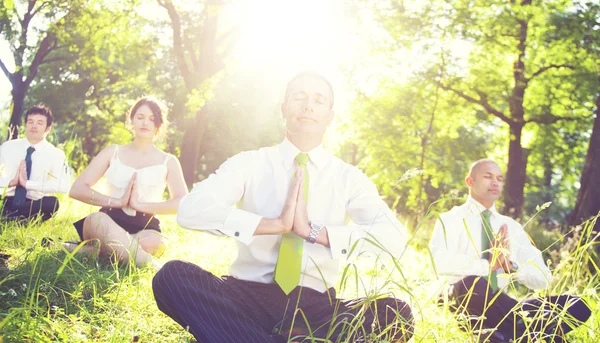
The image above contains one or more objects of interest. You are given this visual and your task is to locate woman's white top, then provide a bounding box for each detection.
[104,145,171,216]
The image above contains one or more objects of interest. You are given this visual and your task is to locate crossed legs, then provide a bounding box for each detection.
[152,260,414,343]
[78,212,163,268]
[448,275,591,342]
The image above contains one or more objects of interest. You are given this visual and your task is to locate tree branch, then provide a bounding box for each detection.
[440,83,514,124]
[158,0,193,90]
[40,56,64,64]
[527,64,574,83]
[30,0,52,18]
[0,57,12,83]
[24,33,56,86]
[526,114,584,125]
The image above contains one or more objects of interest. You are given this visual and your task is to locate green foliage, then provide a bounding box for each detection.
[23,1,164,168]
[179,64,284,178]
[343,0,598,225]
[339,73,493,226]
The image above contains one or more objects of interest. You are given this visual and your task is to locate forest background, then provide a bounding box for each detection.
[0,0,599,342]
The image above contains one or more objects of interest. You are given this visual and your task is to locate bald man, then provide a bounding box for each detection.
[429,159,590,343]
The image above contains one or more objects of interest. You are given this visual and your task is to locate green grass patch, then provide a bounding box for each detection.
[0,198,597,342]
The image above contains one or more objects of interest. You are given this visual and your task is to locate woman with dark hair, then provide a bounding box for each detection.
[68,97,188,268]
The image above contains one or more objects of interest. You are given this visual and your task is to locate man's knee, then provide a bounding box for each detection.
[154,260,186,286]
[374,298,414,340]
[376,298,413,323]
[43,196,59,210]
[568,298,592,324]
[153,260,210,294]
[40,197,59,220]
[455,275,491,296]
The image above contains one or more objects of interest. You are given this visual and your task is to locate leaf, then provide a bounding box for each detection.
[536,202,552,212]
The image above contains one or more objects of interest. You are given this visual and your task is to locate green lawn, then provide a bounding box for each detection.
[0,196,598,342]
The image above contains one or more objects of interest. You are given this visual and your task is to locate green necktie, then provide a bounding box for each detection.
[481,209,498,292]
[274,152,309,294]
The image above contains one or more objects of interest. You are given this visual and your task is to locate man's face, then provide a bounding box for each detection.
[282,75,334,137]
[25,113,50,142]
[466,162,504,205]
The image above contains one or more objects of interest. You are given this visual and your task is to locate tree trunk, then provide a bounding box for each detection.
[568,93,600,227]
[500,10,529,219]
[502,123,527,218]
[180,108,209,187]
[8,80,26,140]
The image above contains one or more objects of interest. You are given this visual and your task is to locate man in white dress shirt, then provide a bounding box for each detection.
[0,105,71,223]
[429,159,590,342]
[153,72,413,342]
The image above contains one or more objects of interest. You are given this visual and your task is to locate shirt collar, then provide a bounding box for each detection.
[466,195,498,216]
[279,137,329,170]
[25,138,47,150]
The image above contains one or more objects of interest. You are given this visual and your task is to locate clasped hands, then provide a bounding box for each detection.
[110,173,145,211]
[259,167,312,239]
[488,224,513,273]
[9,161,29,188]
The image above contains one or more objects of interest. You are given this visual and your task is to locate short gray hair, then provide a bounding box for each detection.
[284,71,334,108]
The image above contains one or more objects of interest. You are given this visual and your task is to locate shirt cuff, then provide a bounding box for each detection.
[326,225,355,259]
[220,208,262,245]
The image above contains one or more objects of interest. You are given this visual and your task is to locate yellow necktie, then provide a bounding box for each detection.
[274,153,309,294]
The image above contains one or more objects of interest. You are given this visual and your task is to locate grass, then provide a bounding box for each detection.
[0,196,598,342]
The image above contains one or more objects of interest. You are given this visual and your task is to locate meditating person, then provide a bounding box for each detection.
[69,96,187,268]
[153,72,413,343]
[429,158,591,342]
[0,105,71,223]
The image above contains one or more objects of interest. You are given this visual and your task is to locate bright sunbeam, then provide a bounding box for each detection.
[228,0,361,111]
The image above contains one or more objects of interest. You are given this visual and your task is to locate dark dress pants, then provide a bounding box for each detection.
[1,196,59,223]
[449,275,591,342]
[153,260,414,343]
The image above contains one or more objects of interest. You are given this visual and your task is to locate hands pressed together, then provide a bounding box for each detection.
[107,173,145,212]
[9,161,28,188]
[277,167,311,239]
[489,224,513,273]
[256,166,317,241]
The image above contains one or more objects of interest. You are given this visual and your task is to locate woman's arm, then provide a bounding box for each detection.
[69,145,132,208]
[130,155,188,215]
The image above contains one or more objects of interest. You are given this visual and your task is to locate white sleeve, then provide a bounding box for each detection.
[327,170,408,259]
[429,215,491,277]
[509,222,552,290]
[177,152,262,245]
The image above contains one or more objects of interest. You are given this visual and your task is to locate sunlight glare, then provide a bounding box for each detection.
[229,0,360,110]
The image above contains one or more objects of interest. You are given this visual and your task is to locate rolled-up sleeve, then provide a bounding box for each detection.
[327,170,408,260]
[177,152,262,245]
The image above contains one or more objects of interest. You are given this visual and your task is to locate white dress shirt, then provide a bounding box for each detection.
[0,138,71,200]
[429,196,552,291]
[178,138,408,292]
